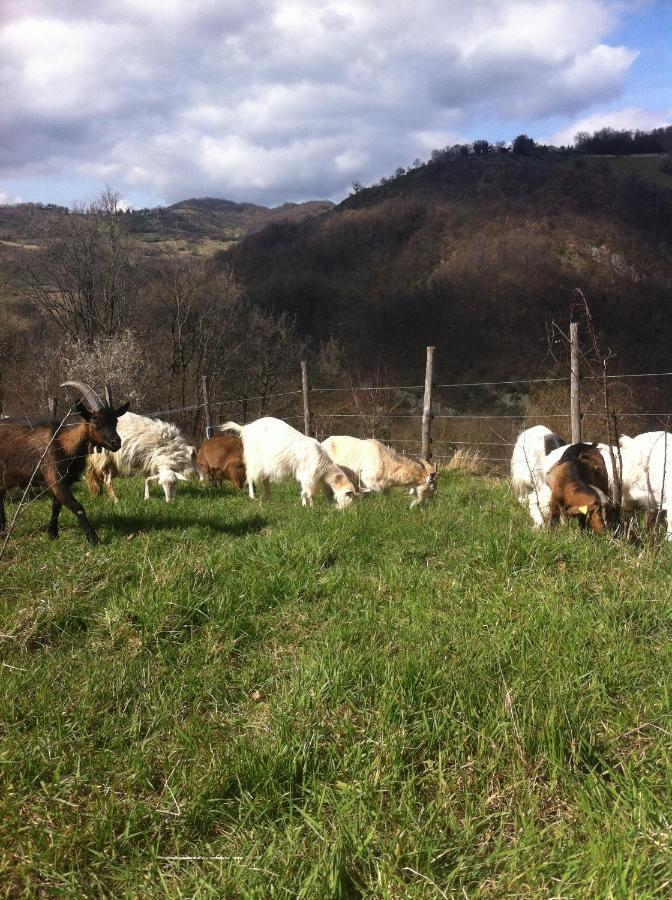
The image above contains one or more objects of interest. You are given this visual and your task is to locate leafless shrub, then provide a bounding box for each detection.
[348,368,403,439]
[445,448,488,475]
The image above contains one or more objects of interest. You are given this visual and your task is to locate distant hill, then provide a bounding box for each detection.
[0,195,333,315]
[0,196,333,249]
[122,197,334,247]
[224,152,672,385]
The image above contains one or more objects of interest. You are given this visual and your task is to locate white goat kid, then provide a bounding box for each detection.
[321,435,436,508]
[619,432,672,539]
[86,412,196,503]
[221,418,356,508]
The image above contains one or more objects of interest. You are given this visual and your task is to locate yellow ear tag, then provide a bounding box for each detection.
[577,505,588,514]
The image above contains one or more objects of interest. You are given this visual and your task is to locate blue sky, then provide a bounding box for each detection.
[0,0,670,210]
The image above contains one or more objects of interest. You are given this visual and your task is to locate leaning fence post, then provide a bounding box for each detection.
[201,374,214,439]
[421,346,435,461]
[47,397,58,418]
[570,320,581,443]
[301,360,313,437]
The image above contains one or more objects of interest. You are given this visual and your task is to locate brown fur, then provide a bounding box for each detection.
[197,435,246,490]
[547,444,610,533]
[0,396,129,545]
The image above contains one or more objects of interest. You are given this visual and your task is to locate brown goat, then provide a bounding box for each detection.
[0,382,129,545]
[547,443,610,533]
[196,434,246,490]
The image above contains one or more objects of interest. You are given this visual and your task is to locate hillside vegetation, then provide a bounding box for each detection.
[226,153,672,385]
[2,474,672,895]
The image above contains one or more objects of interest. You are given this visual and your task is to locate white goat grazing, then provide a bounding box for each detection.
[619,432,672,539]
[321,435,436,508]
[221,418,356,508]
[86,411,196,502]
[510,425,565,504]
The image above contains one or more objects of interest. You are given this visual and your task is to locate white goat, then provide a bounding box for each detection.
[321,435,436,508]
[221,417,356,508]
[510,425,565,504]
[86,411,196,502]
[619,432,672,538]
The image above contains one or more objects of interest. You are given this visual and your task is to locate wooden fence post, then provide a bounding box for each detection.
[570,320,581,443]
[201,375,214,439]
[301,361,313,437]
[421,346,435,461]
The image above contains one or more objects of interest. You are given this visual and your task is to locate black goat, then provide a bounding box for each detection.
[0,382,129,545]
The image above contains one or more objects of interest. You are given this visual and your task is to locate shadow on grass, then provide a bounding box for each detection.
[96,510,268,538]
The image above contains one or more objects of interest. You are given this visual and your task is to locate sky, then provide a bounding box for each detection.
[0,0,670,209]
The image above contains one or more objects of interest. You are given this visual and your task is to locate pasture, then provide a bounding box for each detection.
[2,473,672,896]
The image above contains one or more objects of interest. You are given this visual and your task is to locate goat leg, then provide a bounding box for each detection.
[104,472,119,503]
[50,483,100,546]
[47,498,62,539]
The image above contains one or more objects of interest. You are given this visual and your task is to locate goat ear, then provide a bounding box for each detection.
[567,504,589,516]
[75,400,92,420]
[114,402,130,418]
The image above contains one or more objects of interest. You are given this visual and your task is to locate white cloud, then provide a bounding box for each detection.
[549,105,672,146]
[0,191,22,205]
[0,0,647,205]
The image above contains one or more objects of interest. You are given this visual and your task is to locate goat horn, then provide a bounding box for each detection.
[60,381,105,411]
[105,383,113,407]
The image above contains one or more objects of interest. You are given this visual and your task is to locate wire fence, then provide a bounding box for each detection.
[120,366,672,475]
[6,366,672,478]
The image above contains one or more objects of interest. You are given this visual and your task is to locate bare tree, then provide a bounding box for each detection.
[22,188,142,345]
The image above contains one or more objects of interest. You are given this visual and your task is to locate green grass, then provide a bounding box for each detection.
[2,474,672,897]
[559,153,672,190]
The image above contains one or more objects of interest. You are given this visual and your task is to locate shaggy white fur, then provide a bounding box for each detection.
[87,412,196,502]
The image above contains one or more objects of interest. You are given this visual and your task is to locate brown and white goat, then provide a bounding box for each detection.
[321,435,437,508]
[0,382,129,545]
[546,443,611,533]
[196,434,246,490]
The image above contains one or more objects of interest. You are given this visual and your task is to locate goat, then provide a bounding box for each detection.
[510,425,565,503]
[221,417,356,508]
[0,382,129,545]
[86,411,196,503]
[321,435,436,508]
[538,443,611,533]
[196,434,246,490]
[619,432,672,539]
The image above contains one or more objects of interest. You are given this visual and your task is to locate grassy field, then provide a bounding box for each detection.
[2,474,672,897]
[559,153,672,190]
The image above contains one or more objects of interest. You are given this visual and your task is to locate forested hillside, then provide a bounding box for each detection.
[2,146,672,422]
[226,152,672,384]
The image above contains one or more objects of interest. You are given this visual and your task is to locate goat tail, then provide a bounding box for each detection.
[219,421,243,435]
[86,461,104,496]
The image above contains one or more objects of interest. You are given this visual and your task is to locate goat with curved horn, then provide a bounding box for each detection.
[1,382,129,545]
[60,381,105,412]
